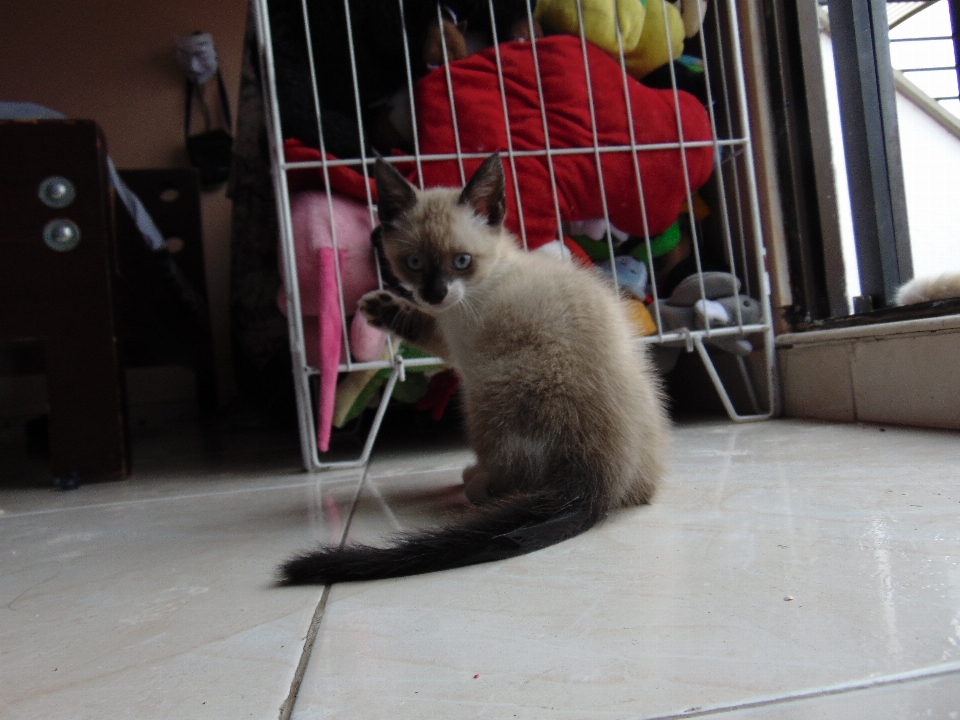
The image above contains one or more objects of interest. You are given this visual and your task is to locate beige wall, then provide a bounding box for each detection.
[778,316,960,430]
[0,0,249,406]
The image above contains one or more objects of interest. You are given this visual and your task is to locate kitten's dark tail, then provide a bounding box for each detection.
[278,489,604,585]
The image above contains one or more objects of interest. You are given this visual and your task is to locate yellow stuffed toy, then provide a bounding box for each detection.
[624,0,685,79]
[535,0,685,80]
[535,0,646,57]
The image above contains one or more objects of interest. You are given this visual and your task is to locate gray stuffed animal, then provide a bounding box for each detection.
[651,271,762,372]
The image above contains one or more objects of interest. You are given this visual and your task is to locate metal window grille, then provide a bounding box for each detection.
[889,0,960,112]
[251,0,778,471]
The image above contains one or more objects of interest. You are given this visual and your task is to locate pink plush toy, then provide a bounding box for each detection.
[278,191,388,452]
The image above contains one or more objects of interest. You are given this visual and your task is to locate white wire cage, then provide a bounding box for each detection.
[251,0,778,472]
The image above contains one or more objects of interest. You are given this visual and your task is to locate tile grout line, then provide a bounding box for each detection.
[278,585,331,720]
[636,660,960,720]
[278,463,372,720]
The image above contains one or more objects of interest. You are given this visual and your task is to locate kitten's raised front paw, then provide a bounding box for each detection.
[359,290,403,331]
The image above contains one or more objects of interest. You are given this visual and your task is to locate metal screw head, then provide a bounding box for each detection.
[43,219,81,251]
[38,176,76,208]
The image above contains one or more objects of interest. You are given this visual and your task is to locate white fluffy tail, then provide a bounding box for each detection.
[896,272,960,305]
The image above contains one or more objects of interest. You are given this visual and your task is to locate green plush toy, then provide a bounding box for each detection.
[332,344,443,428]
[630,220,681,268]
[569,219,681,274]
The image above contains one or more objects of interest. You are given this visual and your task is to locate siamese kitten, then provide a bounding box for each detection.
[279,154,669,584]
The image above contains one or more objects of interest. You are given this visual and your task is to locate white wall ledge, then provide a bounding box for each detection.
[777,313,960,347]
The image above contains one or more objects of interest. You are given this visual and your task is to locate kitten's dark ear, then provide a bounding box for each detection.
[375,159,417,228]
[459,153,506,227]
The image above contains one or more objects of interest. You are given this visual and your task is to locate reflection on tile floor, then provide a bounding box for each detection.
[2,419,959,719]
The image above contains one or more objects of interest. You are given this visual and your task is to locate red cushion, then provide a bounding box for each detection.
[284,143,377,200]
[413,36,714,249]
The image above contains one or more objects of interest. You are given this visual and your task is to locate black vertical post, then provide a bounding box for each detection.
[949,0,960,103]
[829,0,913,309]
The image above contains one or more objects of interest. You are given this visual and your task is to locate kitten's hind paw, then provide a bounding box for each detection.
[359,290,404,331]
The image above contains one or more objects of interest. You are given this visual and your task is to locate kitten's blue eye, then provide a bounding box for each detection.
[453,253,472,270]
[406,254,423,271]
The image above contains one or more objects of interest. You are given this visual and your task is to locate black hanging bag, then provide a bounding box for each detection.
[184,69,233,190]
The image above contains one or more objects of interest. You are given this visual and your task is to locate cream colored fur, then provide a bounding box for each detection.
[896,272,960,305]
[364,159,669,511]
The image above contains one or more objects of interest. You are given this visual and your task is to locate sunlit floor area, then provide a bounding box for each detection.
[2,418,959,719]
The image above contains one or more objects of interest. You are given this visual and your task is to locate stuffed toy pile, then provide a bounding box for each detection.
[289,35,714,249]
[413,35,712,249]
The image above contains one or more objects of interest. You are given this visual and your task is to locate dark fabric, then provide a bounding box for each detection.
[265,0,538,158]
[186,128,233,189]
[185,71,234,189]
[227,6,294,422]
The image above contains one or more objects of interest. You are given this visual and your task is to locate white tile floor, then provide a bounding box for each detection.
[2,418,959,719]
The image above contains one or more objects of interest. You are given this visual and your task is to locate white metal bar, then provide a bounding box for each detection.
[397,0,425,188]
[670,0,776,419]
[251,0,319,471]
[309,325,775,362]
[690,0,746,328]
[694,336,773,421]
[298,0,356,369]
[340,0,398,375]
[634,323,769,346]
[525,8,566,243]
[303,355,447,375]
[314,363,403,470]
[341,0,377,218]
[574,0,619,289]
[488,0,529,249]
[611,1,662,337]
[659,1,713,339]
[437,2,466,185]
[736,355,763,415]
[311,0,389,468]
[279,139,751,170]
[725,0,780,417]
[710,18,753,303]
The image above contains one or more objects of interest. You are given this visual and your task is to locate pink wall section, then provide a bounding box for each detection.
[0,0,247,169]
[0,0,249,405]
